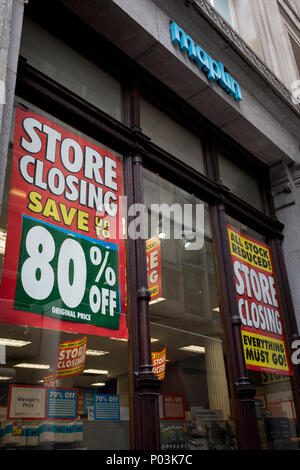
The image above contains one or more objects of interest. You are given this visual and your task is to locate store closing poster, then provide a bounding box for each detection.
[146,237,162,303]
[152,347,167,380]
[0,107,127,339]
[55,336,87,378]
[227,225,291,376]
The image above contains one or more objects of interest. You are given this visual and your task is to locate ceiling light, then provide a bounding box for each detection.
[83,369,108,375]
[179,345,206,354]
[0,240,5,255]
[109,337,128,342]
[91,382,106,386]
[158,232,166,239]
[212,307,220,312]
[86,349,109,356]
[149,297,166,305]
[0,376,13,380]
[0,338,31,347]
[14,363,50,370]
[151,338,159,343]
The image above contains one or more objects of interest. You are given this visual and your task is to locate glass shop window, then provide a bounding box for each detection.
[226,216,300,450]
[140,98,205,174]
[232,0,262,56]
[143,169,237,451]
[219,154,263,211]
[20,16,123,122]
[0,98,129,450]
[209,0,236,27]
[288,32,300,77]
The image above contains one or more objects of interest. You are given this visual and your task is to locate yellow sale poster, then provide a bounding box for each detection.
[227,225,292,376]
[152,347,167,380]
[55,336,87,377]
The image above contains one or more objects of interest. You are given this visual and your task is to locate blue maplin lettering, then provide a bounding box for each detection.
[170,22,242,102]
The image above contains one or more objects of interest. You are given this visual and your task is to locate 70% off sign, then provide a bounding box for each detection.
[14,216,120,330]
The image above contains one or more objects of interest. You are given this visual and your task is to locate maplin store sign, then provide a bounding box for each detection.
[170,22,242,102]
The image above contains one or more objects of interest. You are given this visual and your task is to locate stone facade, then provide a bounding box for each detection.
[0,0,24,207]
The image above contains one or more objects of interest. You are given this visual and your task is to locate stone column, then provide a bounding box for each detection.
[270,161,300,334]
[117,374,129,408]
[0,0,25,209]
[267,164,300,433]
[205,339,231,420]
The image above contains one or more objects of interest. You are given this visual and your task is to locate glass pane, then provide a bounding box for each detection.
[226,216,265,242]
[0,98,129,450]
[219,154,263,211]
[233,0,262,55]
[289,33,300,76]
[20,17,122,122]
[226,216,300,450]
[144,169,237,451]
[140,98,204,173]
[213,0,234,26]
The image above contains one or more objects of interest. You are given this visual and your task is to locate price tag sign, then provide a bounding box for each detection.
[0,107,127,338]
[94,394,120,421]
[46,388,78,419]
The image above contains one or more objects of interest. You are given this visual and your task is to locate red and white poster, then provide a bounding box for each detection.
[0,107,127,338]
[227,225,292,376]
[161,393,185,420]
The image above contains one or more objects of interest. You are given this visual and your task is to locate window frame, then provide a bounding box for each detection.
[209,0,237,29]
[286,25,300,76]
[279,0,300,82]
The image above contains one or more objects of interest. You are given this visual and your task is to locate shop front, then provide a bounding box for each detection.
[0,0,300,451]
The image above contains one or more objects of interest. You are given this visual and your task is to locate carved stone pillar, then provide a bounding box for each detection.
[269,161,300,334]
[205,339,231,420]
